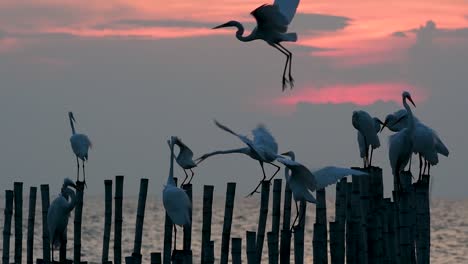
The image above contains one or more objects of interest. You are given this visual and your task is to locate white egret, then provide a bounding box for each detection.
[352,111,382,168]
[68,112,92,184]
[213,0,300,91]
[167,137,197,186]
[47,178,77,262]
[381,91,416,190]
[196,120,281,196]
[279,151,367,229]
[163,137,192,250]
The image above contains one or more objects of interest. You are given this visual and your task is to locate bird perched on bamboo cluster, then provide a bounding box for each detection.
[68,112,92,185]
[167,136,197,186]
[352,110,383,168]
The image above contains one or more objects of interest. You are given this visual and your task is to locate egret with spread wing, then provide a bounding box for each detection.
[47,178,77,262]
[68,112,92,185]
[213,0,300,91]
[167,137,197,185]
[279,151,367,229]
[196,120,281,196]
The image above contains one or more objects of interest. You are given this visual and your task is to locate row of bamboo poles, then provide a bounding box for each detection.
[2,167,431,264]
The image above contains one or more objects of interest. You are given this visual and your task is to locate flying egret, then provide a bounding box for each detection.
[163,137,192,251]
[196,120,281,196]
[167,137,197,186]
[279,151,367,229]
[383,109,449,178]
[213,0,300,91]
[381,91,416,190]
[47,178,77,262]
[352,111,382,168]
[68,112,92,185]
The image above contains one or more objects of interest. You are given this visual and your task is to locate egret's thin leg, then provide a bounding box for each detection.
[173,225,177,250]
[297,204,305,227]
[290,200,300,231]
[247,162,267,196]
[267,162,281,182]
[82,162,87,188]
[419,154,423,181]
[272,44,290,91]
[278,43,294,88]
[188,169,195,184]
[370,148,374,167]
[181,170,189,186]
[423,159,427,178]
[76,157,80,182]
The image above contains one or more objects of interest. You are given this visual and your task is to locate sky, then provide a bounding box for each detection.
[1,0,467,198]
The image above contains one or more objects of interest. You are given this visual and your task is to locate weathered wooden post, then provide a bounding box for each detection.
[267,231,279,264]
[102,180,113,264]
[415,174,430,264]
[333,179,347,264]
[182,183,193,263]
[40,184,51,263]
[150,252,162,264]
[256,181,270,263]
[231,238,242,264]
[2,190,14,264]
[329,222,338,264]
[398,171,412,264]
[313,188,327,264]
[280,182,292,264]
[246,231,257,264]
[114,175,124,264]
[272,179,282,235]
[200,185,214,264]
[73,181,85,264]
[163,177,177,264]
[132,178,149,263]
[27,187,37,264]
[220,182,236,264]
[294,201,306,264]
[205,241,215,264]
[14,182,23,264]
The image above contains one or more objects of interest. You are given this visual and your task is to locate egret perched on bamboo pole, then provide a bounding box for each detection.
[68,112,92,185]
[168,137,197,185]
[213,0,300,91]
[352,110,383,168]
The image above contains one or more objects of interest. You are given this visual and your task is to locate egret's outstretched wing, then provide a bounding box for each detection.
[213,120,263,158]
[274,0,300,24]
[251,4,288,33]
[277,158,317,190]
[313,166,367,190]
[252,124,278,155]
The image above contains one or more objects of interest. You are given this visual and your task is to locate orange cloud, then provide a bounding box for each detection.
[274,83,428,106]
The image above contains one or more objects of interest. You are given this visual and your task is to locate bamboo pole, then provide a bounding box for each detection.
[40,184,51,263]
[267,232,279,264]
[2,190,14,264]
[415,174,430,264]
[26,187,37,264]
[102,180,113,263]
[133,178,149,258]
[392,191,401,264]
[163,177,176,264]
[398,171,412,264]
[246,231,256,264]
[200,185,214,264]
[279,182,292,264]
[231,238,242,264]
[256,181,270,263]
[294,201,306,264]
[150,253,162,264]
[14,182,23,264]
[114,175,124,264]
[329,222,338,264]
[59,228,67,262]
[182,183,193,257]
[272,179,282,235]
[205,241,215,264]
[334,179,347,264]
[220,183,236,264]
[313,188,327,264]
[345,182,355,264]
[73,181,85,264]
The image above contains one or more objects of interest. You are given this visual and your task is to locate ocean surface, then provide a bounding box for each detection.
[0,195,467,263]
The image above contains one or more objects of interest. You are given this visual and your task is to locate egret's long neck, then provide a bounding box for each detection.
[403,97,415,132]
[63,188,77,212]
[69,116,76,135]
[284,155,295,181]
[230,21,257,42]
[167,142,176,186]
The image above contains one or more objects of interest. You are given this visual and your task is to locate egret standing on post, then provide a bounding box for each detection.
[352,110,382,168]
[163,137,192,251]
[213,0,300,91]
[196,120,281,196]
[47,178,77,262]
[68,112,92,185]
[168,137,197,186]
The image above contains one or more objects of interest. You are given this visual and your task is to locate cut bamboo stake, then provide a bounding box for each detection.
[14,182,23,264]
[220,183,236,264]
[26,187,37,264]
[231,238,242,264]
[205,241,215,264]
[294,201,306,264]
[415,174,430,264]
[398,171,412,264]
[267,232,279,264]
[40,184,51,263]
[256,181,270,263]
[73,181,85,264]
[200,185,214,264]
[313,188,327,264]
[2,190,14,264]
[133,178,149,257]
[150,253,162,264]
[280,182,292,264]
[163,177,176,264]
[59,228,67,262]
[329,222,338,264]
[183,183,193,257]
[272,179,282,235]
[114,175,124,264]
[102,180,113,263]
[334,179,347,264]
[246,231,256,264]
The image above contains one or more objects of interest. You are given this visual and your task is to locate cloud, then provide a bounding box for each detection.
[273,83,427,107]
[392,31,407,37]
[289,13,351,32]
[93,19,216,30]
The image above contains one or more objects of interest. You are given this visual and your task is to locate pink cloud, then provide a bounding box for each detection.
[274,83,428,106]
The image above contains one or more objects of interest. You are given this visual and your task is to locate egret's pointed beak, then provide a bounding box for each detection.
[379,121,388,133]
[213,23,229,29]
[376,118,384,125]
[408,96,416,107]
[280,152,288,156]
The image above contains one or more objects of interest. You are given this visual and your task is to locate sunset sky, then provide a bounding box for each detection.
[1,0,467,197]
